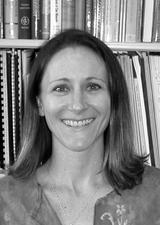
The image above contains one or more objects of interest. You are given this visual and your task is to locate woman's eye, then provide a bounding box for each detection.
[53,85,69,93]
[87,83,101,91]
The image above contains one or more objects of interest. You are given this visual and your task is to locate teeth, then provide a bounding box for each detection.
[62,119,94,127]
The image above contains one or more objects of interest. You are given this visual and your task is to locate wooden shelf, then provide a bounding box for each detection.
[0,39,46,49]
[0,39,160,51]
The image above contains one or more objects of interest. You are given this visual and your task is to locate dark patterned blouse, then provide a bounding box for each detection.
[0,166,160,225]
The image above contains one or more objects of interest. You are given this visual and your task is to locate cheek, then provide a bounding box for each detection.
[42,96,66,114]
[92,95,111,116]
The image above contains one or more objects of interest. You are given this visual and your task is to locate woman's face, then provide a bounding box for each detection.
[39,46,111,152]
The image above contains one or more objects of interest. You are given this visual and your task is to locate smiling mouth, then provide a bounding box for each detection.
[62,118,94,127]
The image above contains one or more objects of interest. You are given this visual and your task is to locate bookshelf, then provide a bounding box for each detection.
[1,39,160,169]
[1,0,160,171]
[1,39,160,52]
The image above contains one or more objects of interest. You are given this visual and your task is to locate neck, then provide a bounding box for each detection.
[43,139,105,192]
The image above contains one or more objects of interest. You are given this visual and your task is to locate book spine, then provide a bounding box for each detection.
[104,0,120,42]
[14,50,21,159]
[31,0,42,39]
[2,50,10,169]
[149,55,160,160]
[135,0,143,42]
[125,0,137,42]
[11,49,17,162]
[18,0,31,39]
[6,51,14,165]
[152,0,160,42]
[118,53,142,157]
[17,49,23,139]
[4,0,18,39]
[132,55,150,159]
[0,50,4,169]
[119,0,127,42]
[92,0,97,36]
[50,0,61,38]
[41,0,50,40]
[62,0,75,30]
[75,0,85,30]
[96,0,105,40]
[142,0,154,42]
[140,53,158,166]
[85,0,93,34]
[0,0,3,38]
[21,49,33,107]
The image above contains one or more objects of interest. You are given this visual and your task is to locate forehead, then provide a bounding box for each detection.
[42,46,108,82]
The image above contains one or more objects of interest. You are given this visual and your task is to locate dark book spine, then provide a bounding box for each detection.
[0,51,4,169]
[18,0,31,39]
[14,50,20,158]
[6,51,14,165]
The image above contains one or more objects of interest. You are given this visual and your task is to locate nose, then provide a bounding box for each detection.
[68,89,87,112]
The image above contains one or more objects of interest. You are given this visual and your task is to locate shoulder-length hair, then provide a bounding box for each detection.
[10,29,147,192]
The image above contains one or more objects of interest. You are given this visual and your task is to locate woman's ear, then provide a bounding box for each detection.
[36,97,44,116]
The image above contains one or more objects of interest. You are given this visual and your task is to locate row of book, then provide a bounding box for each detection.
[1,49,33,169]
[1,48,160,169]
[0,0,160,42]
[117,52,160,168]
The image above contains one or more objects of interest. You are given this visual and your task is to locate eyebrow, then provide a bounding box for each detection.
[49,76,107,84]
[49,78,69,84]
[86,77,106,82]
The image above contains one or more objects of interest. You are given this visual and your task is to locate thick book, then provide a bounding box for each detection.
[75,0,85,30]
[18,0,31,39]
[62,0,75,30]
[31,0,42,39]
[85,0,93,34]
[41,0,50,39]
[124,0,143,42]
[132,55,150,159]
[104,0,121,42]
[142,0,154,42]
[50,0,61,38]
[117,53,143,157]
[4,0,18,39]
[149,55,160,161]
[95,0,105,40]
[140,53,159,167]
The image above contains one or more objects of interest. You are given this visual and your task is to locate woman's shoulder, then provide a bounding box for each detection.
[142,165,160,189]
[123,165,160,197]
[94,166,160,224]
[0,174,39,210]
[0,174,41,225]
[0,174,36,194]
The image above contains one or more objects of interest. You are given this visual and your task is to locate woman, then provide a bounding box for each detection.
[0,29,160,225]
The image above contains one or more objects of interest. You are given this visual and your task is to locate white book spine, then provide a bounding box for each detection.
[143,0,154,42]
